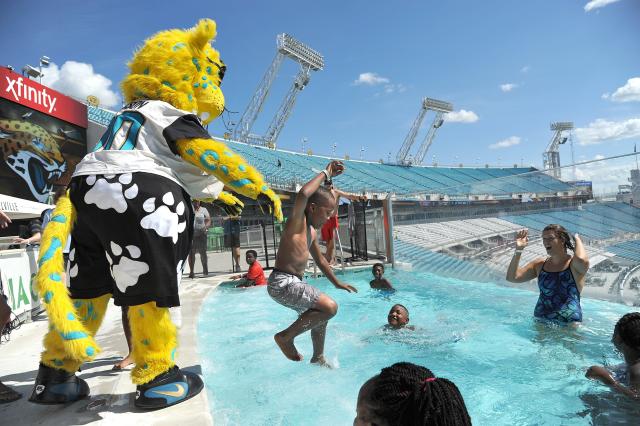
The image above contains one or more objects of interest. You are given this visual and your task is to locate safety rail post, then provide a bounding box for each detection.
[260,220,270,269]
[383,193,395,268]
[361,201,369,260]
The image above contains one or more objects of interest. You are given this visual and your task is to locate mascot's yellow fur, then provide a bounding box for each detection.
[30,19,281,409]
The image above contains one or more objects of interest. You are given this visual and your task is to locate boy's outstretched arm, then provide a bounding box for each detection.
[333,188,366,202]
[175,137,282,221]
[309,239,357,293]
[586,366,640,400]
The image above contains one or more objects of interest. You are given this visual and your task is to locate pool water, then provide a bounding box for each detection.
[198,269,639,425]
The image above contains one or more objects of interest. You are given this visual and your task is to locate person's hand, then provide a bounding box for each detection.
[515,229,529,250]
[0,211,11,229]
[335,281,357,293]
[326,161,344,178]
[12,237,30,245]
[586,366,616,386]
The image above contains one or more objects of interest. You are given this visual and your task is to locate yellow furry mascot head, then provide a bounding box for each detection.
[122,19,225,125]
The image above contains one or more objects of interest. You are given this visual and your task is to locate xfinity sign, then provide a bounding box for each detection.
[5,76,57,114]
[0,67,87,128]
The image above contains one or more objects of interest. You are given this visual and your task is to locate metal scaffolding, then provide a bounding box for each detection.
[396,97,453,165]
[233,34,323,148]
[543,121,573,179]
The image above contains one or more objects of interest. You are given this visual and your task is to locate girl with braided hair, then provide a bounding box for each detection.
[506,224,589,323]
[354,362,471,426]
[586,312,640,401]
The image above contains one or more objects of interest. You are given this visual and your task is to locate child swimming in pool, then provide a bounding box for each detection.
[586,312,640,401]
[267,160,357,367]
[370,263,394,290]
[386,304,414,330]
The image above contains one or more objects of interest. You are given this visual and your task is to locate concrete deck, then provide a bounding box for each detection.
[0,249,379,425]
[0,273,223,426]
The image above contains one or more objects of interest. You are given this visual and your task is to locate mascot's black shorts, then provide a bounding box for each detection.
[67,172,194,308]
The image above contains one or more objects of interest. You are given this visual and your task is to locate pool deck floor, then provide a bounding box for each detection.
[0,250,381,425]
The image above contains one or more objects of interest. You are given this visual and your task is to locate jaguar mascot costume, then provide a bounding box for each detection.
[29,19,282,409]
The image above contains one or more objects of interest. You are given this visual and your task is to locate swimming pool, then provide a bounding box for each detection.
[198,268,639,425]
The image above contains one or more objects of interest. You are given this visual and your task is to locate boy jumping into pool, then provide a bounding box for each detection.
[268,160,357,366]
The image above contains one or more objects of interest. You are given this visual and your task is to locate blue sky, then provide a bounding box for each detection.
[3,0,639,175]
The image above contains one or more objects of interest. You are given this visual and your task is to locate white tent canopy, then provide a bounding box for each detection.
[0,194,50,220]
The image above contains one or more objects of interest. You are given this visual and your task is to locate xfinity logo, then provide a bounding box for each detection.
[5,76,57,114]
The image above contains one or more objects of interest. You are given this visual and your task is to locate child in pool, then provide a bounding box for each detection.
[354,362,472,425]
[386,304,414,330]
[370,263,394,290]
[586,312,640,401]
[233,250,267,287]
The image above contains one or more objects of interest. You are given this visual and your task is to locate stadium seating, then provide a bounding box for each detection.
[225,140,573,197]
[502,202,640,241]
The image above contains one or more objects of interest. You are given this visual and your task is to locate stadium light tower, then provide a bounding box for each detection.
[22,65,41,80]
[396,97,453,165]
[543,121,573,179]
[39,56,51,84]
[233,34,324,148]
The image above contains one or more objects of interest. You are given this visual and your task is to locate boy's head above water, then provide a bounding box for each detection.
[245,250,257,265]
[305,186,336,228]
[613,312,640,355]
[372,263,385,279]
[387,304,409,329]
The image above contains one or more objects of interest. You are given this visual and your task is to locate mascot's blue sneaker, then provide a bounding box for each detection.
[29,363,89,404]
[134,366,203,410]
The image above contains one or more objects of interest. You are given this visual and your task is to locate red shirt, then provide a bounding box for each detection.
[247,261,267,285]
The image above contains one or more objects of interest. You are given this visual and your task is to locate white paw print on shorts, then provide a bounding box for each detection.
[83,173,138,213]
[68,247,78,279]
[139,192,187,243]
[105,241,149,293]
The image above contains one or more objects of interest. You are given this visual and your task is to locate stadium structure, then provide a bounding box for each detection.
[86,101,640,306]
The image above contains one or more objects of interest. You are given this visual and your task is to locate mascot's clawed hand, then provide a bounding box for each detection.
[209,191,244,216]
[30,19,281,410]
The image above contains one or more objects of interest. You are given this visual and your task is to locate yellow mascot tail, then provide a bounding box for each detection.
[37,191,103,372]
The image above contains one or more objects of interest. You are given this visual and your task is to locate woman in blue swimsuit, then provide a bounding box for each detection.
[506,224,589,323]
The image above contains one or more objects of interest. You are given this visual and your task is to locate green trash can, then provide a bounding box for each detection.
[207,226,225,252]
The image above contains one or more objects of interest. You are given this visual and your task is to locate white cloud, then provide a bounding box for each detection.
[584,0,621,12]
[383,83,406,94]
[353,72,390,86]
[602,77,640,102]
[489,136,521,149]
[445,109,479,123]
[520,65,530,73]
[575,117,640,145]
[41,61,121,108]
[500,83,518,92]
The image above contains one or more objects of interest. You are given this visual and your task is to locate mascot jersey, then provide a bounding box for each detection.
[73,99,224,200]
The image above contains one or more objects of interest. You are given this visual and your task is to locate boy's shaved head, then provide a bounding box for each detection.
[392,304,409,316]
[308,186,335,208]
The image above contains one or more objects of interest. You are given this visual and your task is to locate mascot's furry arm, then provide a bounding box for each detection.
[175,138,282,220]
